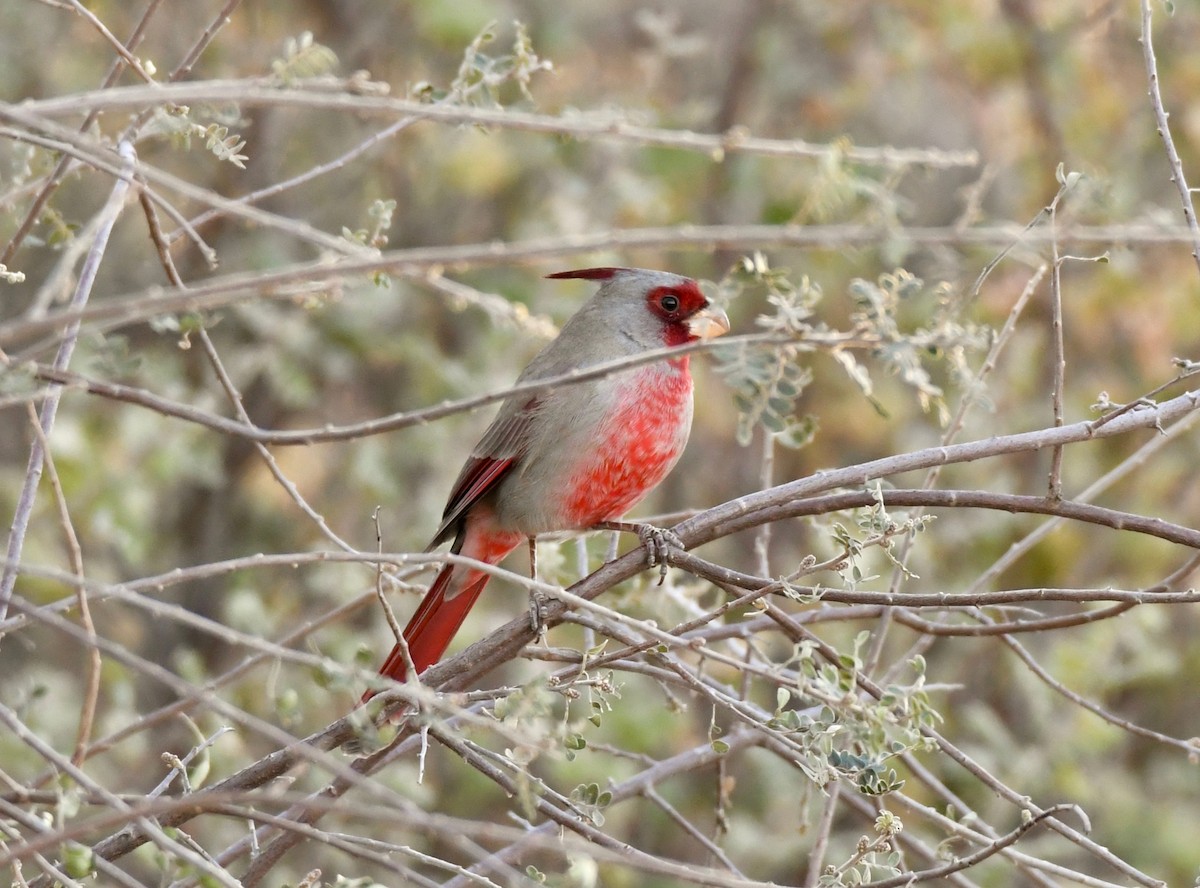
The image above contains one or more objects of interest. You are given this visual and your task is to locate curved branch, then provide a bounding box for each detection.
[682,390,1200,549]
[2,223,1195,351]
[24,332,788,443]
[12,79,979,169]
[720,487,1200,551]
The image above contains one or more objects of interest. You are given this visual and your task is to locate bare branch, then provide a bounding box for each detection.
[15,80,981,169]
[1140,0,1200,277]
[0,140,135,623]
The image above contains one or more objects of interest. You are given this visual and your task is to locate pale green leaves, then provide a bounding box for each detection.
[144,106,250,169]
[271,31,339,84]
[430,22,554,108]
[715,254,821,447]
[718,255,989,445]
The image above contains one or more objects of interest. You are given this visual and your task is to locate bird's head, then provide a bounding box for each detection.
[547,267,730,349]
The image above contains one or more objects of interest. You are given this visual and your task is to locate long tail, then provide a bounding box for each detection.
[362,519,522,704]
[368,563,490,694]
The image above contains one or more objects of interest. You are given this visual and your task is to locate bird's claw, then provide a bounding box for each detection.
[636,524,683,585]
[590,520,683,585]
[529,589,549,643]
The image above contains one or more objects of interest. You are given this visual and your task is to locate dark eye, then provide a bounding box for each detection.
[659,293,680,312]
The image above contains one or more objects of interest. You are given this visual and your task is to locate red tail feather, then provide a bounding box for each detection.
[394,567,486,679]
[362,564,490,703]
[363,517,523,706]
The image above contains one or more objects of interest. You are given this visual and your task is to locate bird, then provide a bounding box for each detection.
[364,266,729,701]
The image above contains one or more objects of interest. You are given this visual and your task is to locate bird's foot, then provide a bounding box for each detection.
[592,520,683,585]
[526,535,550,643]
[638,525,683,582]
[529,587,550,643]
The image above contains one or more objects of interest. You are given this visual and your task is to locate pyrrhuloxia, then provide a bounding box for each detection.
[366,267,729,696]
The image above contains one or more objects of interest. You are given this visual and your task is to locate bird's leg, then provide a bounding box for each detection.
[527,536,548,642]
[590,520,683,585]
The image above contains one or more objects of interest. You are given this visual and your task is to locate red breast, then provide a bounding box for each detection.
[560,360,695,528]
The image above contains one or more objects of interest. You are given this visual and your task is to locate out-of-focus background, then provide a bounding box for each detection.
[3,2,1200,886]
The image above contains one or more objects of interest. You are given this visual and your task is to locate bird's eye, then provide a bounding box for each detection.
[659,293,680,312]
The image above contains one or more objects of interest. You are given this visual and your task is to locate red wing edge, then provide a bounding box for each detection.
[428,390,542,549]
[428,455,515,549]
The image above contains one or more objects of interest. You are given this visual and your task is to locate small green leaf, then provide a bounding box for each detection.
[776,687,792,712]
[63,844,94,878]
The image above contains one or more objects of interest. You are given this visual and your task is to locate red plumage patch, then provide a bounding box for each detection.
[545,267,624,281]
[646,281,709,346]
[646,282,707,318]
[561,367,693,527]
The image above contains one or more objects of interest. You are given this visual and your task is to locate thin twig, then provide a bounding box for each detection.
[0,140,135,624]
[0,703,244,888]
[1140,0,1200,277]
[0,111,358,261]
[770,614,1162,888]
[173,116,419,244]
[868,805,1086,888]
[22,402,98,767]
[803,781,841,887]
[752,430,775,578]
[65,0,158,83]
[864,262,1048,676]
[1047,184,1068,499]
[0,0,163,266]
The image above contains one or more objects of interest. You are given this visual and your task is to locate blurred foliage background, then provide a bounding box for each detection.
[2,1,1200,886]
